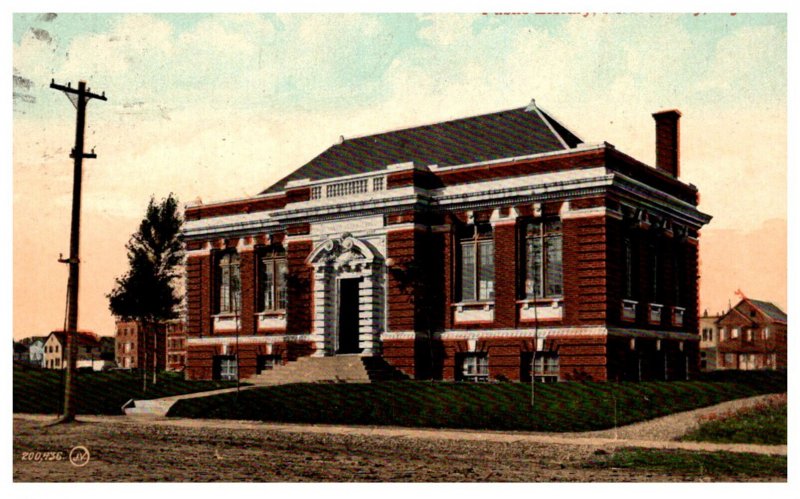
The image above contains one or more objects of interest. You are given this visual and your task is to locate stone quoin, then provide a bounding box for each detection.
[181,101,712,382]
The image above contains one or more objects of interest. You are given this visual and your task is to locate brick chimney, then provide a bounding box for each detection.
[652,109,681,177]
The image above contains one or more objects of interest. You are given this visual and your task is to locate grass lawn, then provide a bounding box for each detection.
[13,367,241,415]
[584,448,786,479]
[168,370,786,432]
[681,394,787,445]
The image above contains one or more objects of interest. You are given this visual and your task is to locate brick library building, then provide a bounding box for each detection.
[182,101,711,383]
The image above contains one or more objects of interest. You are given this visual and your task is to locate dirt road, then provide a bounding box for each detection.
[12,414,784,482]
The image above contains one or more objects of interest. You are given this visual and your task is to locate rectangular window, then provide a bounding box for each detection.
[458,353,489,382]
[217,252,241,314]
[731,328,739,339]
[522,351,560,382]
[525,220,563,299]
[459,225,494,302]
[673,251,684,306]
[623,236,634,299]
[256,354,282,374]
[478,240,494,301]
[261,248,288,311]
[460,242,476,301]
[650,243,660,302]
[217,356,237,381]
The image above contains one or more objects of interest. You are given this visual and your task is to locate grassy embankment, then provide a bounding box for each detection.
[584,448,786,479]
[168,370,786,432]
[13,367,240,415]
[681,393,787,445]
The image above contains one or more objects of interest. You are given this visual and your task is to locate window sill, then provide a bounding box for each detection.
[453,302,494,323]
[518,299,563,321]
[621,299,638,322]
[517,297,563,306]
[452,301,495,312]
[256,311,286,317]
[671,306,685,327]
[648,303,663,325]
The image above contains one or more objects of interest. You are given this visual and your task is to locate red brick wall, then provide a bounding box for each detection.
[442,227,454,330]
[493,221,518,328]
[380,335,610,382]
[186,253,214,337]
[382,339,417,377]
[387,229,416,332]
[411,228,445,333]
[185,344,216,380]
[606,148,695,204]
[683,241,700,334]
[286,187,311,204]
[185,195,286,221]
[555,335,608,381]
[653,111,680,177]
[436,149,603,188]
[239,250,257,336]
[286,240,313,334]
[562,215,607,325]
[387,169,441,190]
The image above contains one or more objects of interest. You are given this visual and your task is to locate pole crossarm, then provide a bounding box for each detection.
[50,79,108,101]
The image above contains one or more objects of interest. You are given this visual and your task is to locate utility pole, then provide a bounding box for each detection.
[51,79,107,423]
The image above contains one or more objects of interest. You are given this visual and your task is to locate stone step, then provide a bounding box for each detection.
[247,355,372,385]
[122,398,176,417]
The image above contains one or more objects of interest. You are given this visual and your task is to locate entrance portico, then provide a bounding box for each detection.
[306,233,385,356]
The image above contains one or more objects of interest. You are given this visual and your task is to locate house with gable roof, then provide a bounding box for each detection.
[181,100,712,382]
[716,298,787,370]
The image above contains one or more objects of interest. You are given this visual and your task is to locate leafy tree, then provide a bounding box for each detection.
[108,194,184,389]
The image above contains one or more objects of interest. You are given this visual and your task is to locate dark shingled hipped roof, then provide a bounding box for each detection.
[748,300,787,323]
[261,103,583,194]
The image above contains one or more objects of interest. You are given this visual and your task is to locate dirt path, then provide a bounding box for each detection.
[13,394,785,482]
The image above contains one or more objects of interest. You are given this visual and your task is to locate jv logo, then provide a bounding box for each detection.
[69,446,90,467]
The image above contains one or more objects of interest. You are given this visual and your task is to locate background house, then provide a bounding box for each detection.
[13,342,28,363]
[42,331,103,370]
[716,298,787,370]
[114,320,166,370]
[166,318,187,372]
[699,310,723,370]
[27,339,45,367]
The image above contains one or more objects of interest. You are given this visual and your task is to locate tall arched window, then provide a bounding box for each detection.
[260,246,288,312]
[523,219,563,299]
[216,251,241,314]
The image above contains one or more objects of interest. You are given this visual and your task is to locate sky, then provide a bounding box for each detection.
[10,11,788,339]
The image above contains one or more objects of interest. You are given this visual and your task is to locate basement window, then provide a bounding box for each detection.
[458,353,489,382]
[521,351,560,383]
[215,355,237,381]
[256,354,282,374]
